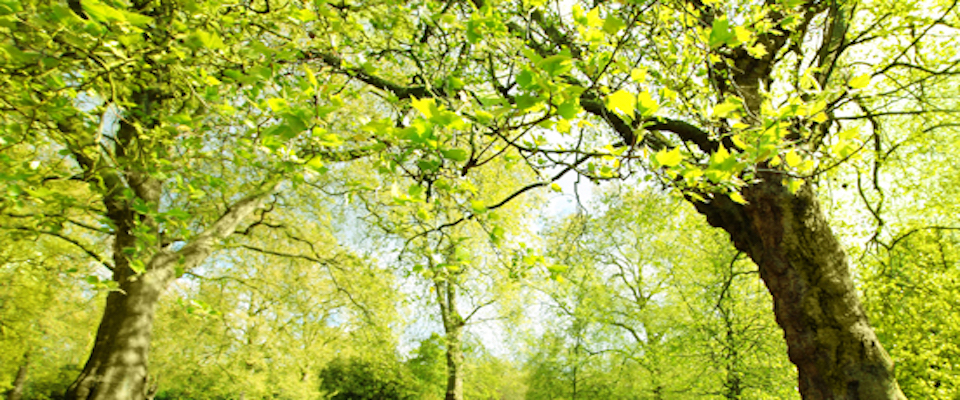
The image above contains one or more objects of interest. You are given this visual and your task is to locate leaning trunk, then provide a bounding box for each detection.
[66,265,174,400]
[694,175,904,399]
[6,352,30,400]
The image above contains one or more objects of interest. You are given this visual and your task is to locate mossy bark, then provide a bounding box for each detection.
[694,175,905,399]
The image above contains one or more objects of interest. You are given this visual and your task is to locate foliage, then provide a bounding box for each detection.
[525,185,796,399]
[2,0,959,398]
[318,356,418,400]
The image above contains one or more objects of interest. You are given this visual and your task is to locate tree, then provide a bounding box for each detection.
[301,0,960,397]
[526,185,795,399]
[0,228,101,400]
[5,0,959,398]
[319,356,418,400]
[1,2,383,398]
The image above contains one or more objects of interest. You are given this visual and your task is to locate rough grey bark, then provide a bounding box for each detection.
[693,176,905,399]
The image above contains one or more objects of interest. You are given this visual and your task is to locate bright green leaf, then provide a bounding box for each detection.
[656,147,683,167]
[849,74,871,89]
[729,191,748,204]
[606,89,636,118]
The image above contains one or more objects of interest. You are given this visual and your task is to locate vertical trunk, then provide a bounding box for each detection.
[443,320,464,400]
[435,278,464,400]
[65,265,174,400]
[5,352,30,400]
[723,323,741,400]
[694,176,905,399]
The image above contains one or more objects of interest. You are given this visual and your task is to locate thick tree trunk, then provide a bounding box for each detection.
[65,265,174,400]
[693,175,905,399]
[5,352,29,400]
[65,185,275,400]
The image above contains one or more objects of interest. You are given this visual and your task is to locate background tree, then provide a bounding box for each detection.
[525,184,795,399]
[1,2,389,398]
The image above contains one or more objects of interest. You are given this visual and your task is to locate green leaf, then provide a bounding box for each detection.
[712,99,741,118]
[130,259,146,274]
[470,200,487,213]
[557,99,582,119]
[303,65,319,88]
[606,89,636,118]
[710,145,736,170]
[266,98,287,112]
[585,7,603,27]
[517,69,536,90]
[195,30,225,50]
[729,191,748,204]
[0,0,23,15]
[709,18,735,48]
[550,183,562,192]
[537,54,572,77]
[307,157,325,172]
[411,97,436,119]
[602,15,626,34]
[82,0,152,26]
[784,150,802,168]
[637,91,659,117]
[655,147,683,167]
[849,74,871,89]
[441,148,468,162]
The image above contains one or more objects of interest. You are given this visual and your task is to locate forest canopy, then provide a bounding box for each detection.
[1,0,959,399]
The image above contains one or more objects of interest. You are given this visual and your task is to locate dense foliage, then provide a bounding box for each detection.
[2,0,959,399]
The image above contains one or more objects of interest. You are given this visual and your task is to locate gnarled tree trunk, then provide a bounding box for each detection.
[694,175,905,399]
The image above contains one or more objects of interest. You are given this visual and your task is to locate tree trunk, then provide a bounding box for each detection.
[6,352,30,400]
[65,265,174,400]
[693,175,905,399]
[443,321,464,400]
[65,185,276,400]
[435,276,464,400]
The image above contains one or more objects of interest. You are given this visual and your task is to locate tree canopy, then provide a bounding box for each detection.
[2,0,959,399]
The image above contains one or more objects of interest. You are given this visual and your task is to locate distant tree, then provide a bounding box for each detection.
[319,356,417,400]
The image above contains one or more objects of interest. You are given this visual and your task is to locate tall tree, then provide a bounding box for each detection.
[5,0,959,399]
[305,0,960,397]
[1,2,384,398]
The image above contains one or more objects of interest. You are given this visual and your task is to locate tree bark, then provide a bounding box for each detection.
[5,352,30,400]
[443,320,464,400]
[65,266,173,400]
[435,277,464,400]
[693,175,905,399]
[65,185,277,400]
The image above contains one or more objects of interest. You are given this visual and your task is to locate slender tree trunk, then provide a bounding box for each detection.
[443,320,464,400]
[693,176,905,399]
[435,277,464,400]
[6,352,30,400]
